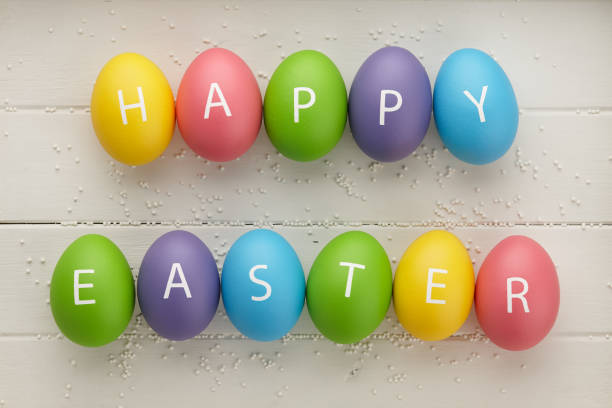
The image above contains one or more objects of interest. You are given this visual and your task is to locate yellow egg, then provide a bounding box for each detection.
[91,53,175,165]
[393,230,474,341]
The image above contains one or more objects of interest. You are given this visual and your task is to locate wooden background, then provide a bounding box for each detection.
[1,0,611,406]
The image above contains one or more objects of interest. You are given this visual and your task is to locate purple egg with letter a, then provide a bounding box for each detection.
[349,46,432,162]
[137,230,220,340]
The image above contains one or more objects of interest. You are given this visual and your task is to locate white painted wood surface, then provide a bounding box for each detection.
[0,1,611,407]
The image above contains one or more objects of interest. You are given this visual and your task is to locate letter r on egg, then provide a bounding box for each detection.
[507,277,530,313]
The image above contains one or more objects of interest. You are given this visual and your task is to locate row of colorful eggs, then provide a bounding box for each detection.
[91,47,518,166]
[51,230,559,351]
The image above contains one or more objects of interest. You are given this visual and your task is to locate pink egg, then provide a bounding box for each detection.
[475,236,560,351]
[176,48,262,161]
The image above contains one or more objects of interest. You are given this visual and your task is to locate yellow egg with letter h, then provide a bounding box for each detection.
[91,53,175,166]
[393,230,474,341]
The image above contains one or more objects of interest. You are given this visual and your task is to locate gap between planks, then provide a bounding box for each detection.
[0,332,609,342]
[0,221,610,228]
[1,106,612,116]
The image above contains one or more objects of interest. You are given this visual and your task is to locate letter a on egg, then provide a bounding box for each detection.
[164,263,192,299]
[204,82,232,119]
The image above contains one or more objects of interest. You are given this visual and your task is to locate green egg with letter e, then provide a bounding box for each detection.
[306,231,392,344]
[264,50,347,161]
[50,234,135,347]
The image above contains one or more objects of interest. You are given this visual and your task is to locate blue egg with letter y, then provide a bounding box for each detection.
[221,229,305,341]
[433,48,518,165]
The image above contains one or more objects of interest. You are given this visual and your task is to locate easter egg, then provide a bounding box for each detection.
[433,48,518,165]
[137,230,220,341]
[50,234,135,347]
[393,230,474,341]
[176,48,262,162]
[349,46,432,162]
[221,229,305,341]
[475,236,559,351]
[307,231,392,344]
[91,53,175,166]
[264,50,347,161]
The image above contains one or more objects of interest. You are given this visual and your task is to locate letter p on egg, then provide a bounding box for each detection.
[294,87,316,123]
[379,89,402,125]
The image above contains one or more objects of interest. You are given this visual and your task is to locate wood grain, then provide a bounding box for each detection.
[0,337,610,407]
[1,1,611,107]
[1,113,610,223]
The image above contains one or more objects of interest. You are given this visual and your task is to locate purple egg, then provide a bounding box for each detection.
[137,230,220,340]
[349,47,432,162]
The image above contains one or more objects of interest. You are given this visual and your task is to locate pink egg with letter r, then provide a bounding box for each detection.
[176,48,262,161]
[475,236,560,351]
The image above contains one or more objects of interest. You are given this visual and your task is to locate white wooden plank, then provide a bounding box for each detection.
[1,112,610,223]
[1,1,611,108]
[2,225,610,335]
[1,1,611,406]
[0,336,609,407]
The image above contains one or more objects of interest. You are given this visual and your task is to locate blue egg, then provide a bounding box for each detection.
[221,229,305,341]
[433,48,518,165]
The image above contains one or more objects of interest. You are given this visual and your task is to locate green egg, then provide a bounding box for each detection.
[50,234,135,347]
[264,50,347,161]
[306,231,392,344]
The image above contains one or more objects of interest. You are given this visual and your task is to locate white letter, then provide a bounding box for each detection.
[463,85,488,123]
[379,89,402,125]
[163,263,192,299]
[249,265,271,301]
[204,82,232,119]
[294,87,316,123]
[339,262,366,298]
[74,269,96,305]
[507,277,530,313]
[426,268,447,304]
[117,86,147,125]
